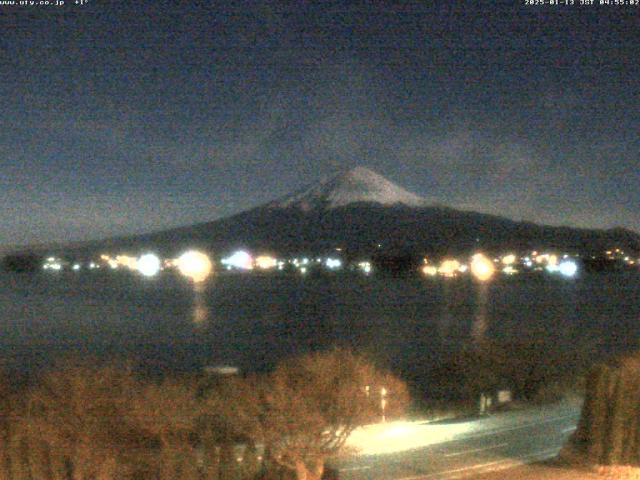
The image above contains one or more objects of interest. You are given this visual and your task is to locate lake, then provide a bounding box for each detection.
[1,269,639,396]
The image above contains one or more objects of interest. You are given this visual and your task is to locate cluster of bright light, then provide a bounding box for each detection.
[604,248,638,266]
[137,253,161,277]
[116,255,138,270]
[535,253,558,266]
[221,250,253,271]
[438,259,461,277]
[502,265,518,275]
[292,257,310,266]
[358,261,372,274]
[470,253,495,282]
[325,258,342,269]
[100,254,138,270]
[254,255,277,270]
[418,251,584,279]
[100,254,118,269]
[606,248,624,260]
[178,250,213,283]
[422,265,438,277]
[502,254,516,265]
[43,257,63,271]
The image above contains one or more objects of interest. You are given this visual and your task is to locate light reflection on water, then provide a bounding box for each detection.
[471,282,489,344]
[191,282,211,327]
[0,271,639,385]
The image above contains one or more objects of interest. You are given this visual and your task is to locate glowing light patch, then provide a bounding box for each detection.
[137,253,161,277]
[559,260,578,277]
[438,259,460,277]
[221,250,253,270]
[178,250,213,283]
[255,255,277,270]
[346,419,478,456]
[116,255,138,270]
[470,253,495,282]
[502,254,516,265]
[546,264,560,273]
[358,261,372,274]
[422,265,438,277]
[325,258,342,269]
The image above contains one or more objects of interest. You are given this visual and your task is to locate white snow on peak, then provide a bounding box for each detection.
[272,167,426,210]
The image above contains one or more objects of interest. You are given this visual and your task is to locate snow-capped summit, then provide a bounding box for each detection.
[271,166,426,210]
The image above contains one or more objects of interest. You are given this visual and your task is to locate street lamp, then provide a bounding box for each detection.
[380,387,387,423]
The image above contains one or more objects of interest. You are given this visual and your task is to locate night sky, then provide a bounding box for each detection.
[1,1,638,246]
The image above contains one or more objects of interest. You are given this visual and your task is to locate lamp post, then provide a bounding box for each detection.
[380,387,387,423]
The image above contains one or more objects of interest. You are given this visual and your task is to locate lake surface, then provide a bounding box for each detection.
[1,270,639,395]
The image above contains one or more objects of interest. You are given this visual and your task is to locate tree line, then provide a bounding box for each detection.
[0,349,410,480]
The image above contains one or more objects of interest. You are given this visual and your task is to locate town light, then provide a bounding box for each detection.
[137,253,161,277]
[558,260,578,277]
[502,266,518,275]
[178,250,213,283]
[255,255,277,270]
[502,254,516,265]
[358,261,372,274]
[470,253,495,282]
[325,258,342,269]
[422,265,438,277]
[116,255,138,270]
[221,250,253,270]
[438,259,460,277]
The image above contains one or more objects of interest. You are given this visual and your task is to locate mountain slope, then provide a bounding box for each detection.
[54,167,640,258]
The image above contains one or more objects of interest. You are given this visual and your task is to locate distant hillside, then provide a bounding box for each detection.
[49,167,640,259]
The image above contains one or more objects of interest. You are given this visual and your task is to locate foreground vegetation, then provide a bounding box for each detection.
[0,337,601,480]
[567,351,640,467]
[0,349,409,480]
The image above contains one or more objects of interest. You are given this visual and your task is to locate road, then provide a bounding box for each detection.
[332,401,581,480]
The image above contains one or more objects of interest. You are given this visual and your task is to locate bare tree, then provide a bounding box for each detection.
[208,349,410,480]
[24,362,150,480]
[129,377,202,480]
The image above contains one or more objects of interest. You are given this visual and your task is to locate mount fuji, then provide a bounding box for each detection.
[61,167,639,258]
[269,166,427,211]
